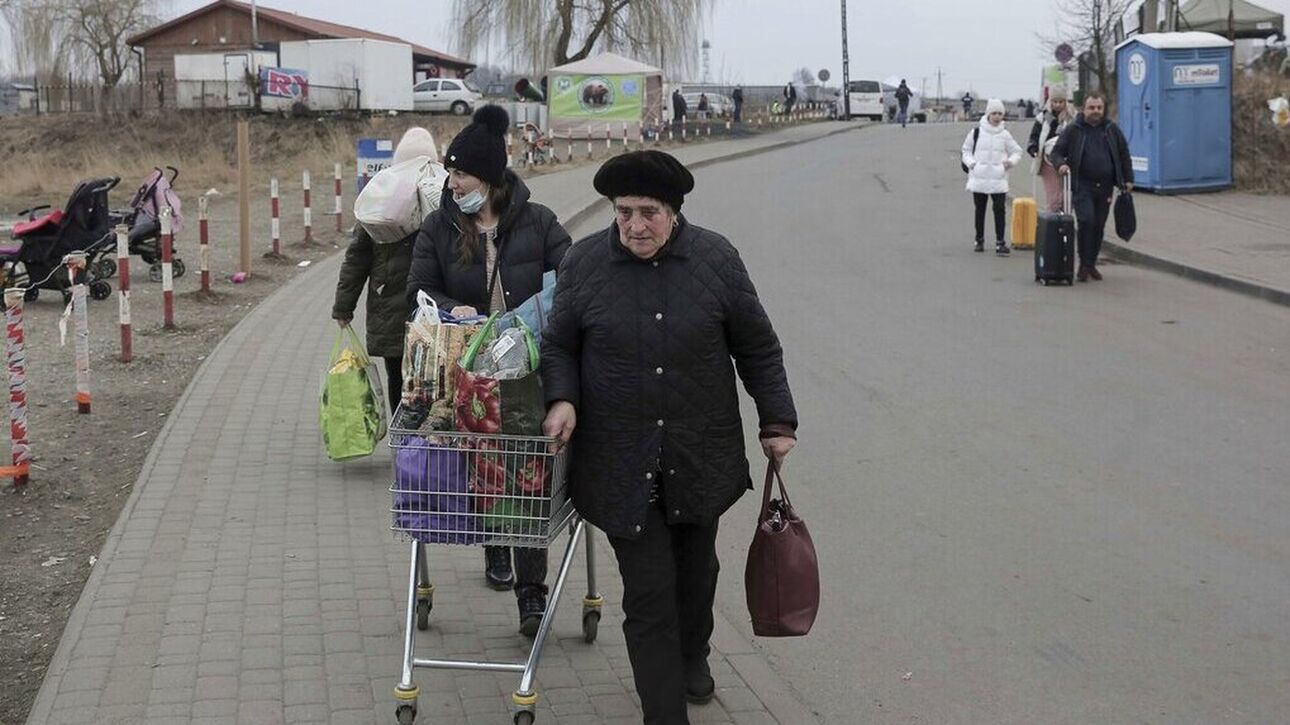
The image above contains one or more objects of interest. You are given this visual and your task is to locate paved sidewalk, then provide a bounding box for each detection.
[24,122,853,725]
[1102,191,1290,306]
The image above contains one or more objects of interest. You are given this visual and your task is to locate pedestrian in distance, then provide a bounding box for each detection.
[962,98,1024,255]
[1049,90,1135,282]
[405,105,573,636]
[783,81,797,115]
[961,91,974,119]
[540,149,798,724]
[333,127,439,412]
[1027,87,1075,212]
[672,88,688,124]
[696,93,710,121]
[895,79,913,128]
[731,86,744,122]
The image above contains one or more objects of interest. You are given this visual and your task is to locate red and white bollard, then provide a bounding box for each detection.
[4,288,31,487]
[61,253,91,414]
[638,120,645,149]
[586,126,593,160]
[161,207,175,330]
[681,116,688,142]
[622,121,628,150]
[116,224,132,362]
[334,163,343,233]
[566,133,573,164]
[606,125,612,151]
[302,170,313,243]
[506,132,515,167]
[198,195,210,293]
[270,178,281,256]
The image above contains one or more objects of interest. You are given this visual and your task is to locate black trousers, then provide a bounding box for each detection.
[482,546,549,595]
[1073,180,1114,266]
[973,192,1007,243]
[608,501,720,725]
[732,102,742,122]
[382,356,403,414]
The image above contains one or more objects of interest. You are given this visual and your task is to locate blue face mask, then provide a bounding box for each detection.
[454,188,486,215]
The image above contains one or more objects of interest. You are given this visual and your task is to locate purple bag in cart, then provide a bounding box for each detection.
[392,435,482,544]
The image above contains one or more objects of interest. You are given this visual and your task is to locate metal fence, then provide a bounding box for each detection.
[6,76,360,115]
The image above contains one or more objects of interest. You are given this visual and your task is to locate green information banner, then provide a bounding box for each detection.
[550,73,644,120]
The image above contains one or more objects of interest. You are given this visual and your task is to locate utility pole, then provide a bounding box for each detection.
[251,0,259,48]
[840,0,851,118]
[936,67,943,104]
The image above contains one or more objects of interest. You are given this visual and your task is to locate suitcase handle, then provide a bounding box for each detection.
[1063,173,1072,216]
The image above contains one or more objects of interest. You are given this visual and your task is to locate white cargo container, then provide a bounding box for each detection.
[173,51,278,109]
[277,39,413,112]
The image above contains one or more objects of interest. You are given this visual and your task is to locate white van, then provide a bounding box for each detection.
[847,80,884,121]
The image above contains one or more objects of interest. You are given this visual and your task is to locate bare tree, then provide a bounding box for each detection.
[1,0,159,85]
[58,0,160,86]
[452,0,712,77]
[1040,0,1135,109]
[792,67,815,88]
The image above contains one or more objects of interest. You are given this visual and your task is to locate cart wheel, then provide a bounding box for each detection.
[89,280,112,301]
[93,258,117,279]
[415,598,431,631]
[23,288,38,302]
[148,263,163,283]
[173,258,186,278]
[395,704,417,724]
[513,711,535,725]
[581,609,600,643]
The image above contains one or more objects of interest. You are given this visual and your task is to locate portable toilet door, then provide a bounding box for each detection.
[1116,32,1234,194]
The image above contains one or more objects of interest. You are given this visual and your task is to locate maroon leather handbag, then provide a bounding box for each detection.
[745,462,819,637]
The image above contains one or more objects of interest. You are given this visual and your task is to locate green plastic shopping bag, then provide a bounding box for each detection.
[320,327,388,461]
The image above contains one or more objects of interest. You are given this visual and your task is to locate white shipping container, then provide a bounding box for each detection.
[173,51,278,109]
[277,39,413,112]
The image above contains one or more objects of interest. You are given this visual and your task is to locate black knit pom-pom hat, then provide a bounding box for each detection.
[444,105,510,187]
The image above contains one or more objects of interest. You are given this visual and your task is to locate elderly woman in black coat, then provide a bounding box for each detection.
[541,150,798,724]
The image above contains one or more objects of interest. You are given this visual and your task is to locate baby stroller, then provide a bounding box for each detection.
[102,166,186,283]
[3,177,118,303]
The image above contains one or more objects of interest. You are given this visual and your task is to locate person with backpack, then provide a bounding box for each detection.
[333,127,439,412]
[962,98,1023,255]
[894,80,913,128]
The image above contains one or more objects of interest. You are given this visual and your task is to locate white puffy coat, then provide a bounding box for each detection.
[962,118,1023,194]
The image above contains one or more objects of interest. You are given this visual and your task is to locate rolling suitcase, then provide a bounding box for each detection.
[1034,175,1075,286]
[1010,197,1037,249]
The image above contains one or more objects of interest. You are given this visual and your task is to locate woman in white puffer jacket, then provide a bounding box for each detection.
[962,98,1023,254]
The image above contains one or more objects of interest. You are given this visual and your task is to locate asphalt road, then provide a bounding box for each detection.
[570,122,1290,724]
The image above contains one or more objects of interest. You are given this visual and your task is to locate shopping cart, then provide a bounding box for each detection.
[388,420,602,725]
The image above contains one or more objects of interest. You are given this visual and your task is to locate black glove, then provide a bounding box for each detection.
[1026,144,1039,158]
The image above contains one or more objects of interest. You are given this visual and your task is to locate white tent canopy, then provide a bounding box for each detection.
[547,52,662,76]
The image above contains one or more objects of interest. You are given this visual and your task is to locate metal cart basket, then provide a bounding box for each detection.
[388,421,602,725]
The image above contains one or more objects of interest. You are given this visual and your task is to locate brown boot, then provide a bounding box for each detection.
[1076,266,1090,283]
[1087,265,1103,281]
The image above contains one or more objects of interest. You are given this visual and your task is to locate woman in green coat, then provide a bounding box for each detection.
[332,127,439,411]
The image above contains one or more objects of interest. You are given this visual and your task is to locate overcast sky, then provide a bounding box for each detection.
[168,0,1290,100]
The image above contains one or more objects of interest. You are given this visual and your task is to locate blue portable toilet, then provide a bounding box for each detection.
[1115,32,1234,193]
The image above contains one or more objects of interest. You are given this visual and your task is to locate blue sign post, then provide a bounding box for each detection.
[356,138,394,193]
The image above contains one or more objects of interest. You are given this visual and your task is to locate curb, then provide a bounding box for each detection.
[1102,239,1290,309]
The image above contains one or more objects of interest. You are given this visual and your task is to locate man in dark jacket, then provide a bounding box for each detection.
[1049,90,1134,282]
[783,81,797,115]
[672,89,688,123]
[541,150,797,723]
[731,86,744,123]
[894,79,913,128]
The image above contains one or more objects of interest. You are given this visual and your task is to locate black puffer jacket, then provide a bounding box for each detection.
[332,227,414,357]
[541,218,798,539]
[407,171,571,314]
[1048,114,1135,193]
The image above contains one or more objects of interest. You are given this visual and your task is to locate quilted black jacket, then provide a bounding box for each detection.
[541,218,797,539]
[406,171,571,314]
[332,227,414,357]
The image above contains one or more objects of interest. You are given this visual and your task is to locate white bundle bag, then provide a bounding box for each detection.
[354,156,449,243]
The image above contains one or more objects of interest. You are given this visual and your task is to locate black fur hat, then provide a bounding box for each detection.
[444,105,509,186]
[593,150,695,211]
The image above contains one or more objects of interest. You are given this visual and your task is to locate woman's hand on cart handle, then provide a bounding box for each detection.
[543,401,577,452]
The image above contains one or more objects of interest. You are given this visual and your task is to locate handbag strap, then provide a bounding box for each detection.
[759,460,793,516]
